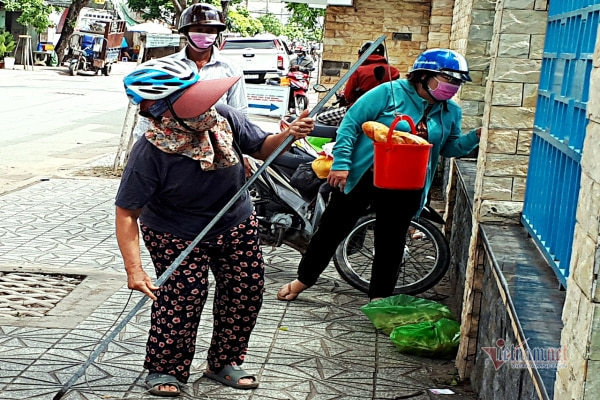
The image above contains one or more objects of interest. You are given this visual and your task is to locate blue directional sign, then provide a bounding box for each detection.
[249,103,280,112]
[246,83,289,117]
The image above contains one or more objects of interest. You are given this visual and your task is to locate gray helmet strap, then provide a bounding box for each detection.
[165,98,196,132]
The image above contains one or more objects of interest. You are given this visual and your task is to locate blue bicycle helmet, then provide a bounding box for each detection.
[411,48,471,82]
[123,58,199,104]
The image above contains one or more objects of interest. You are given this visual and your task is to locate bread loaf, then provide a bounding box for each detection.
[361,121,429,145]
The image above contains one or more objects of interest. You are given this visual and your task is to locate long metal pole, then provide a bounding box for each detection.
[53,35,386,400]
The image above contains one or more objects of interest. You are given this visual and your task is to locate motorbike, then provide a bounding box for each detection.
[267,66,310,115]
[247,117,450,295]
[65,22,124,76]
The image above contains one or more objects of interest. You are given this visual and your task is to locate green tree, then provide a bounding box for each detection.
[4,0,58,33]
[282,23,304,41]
[227,8,263,37]
[258,13,283,36]
[285,2,324,41]
[127,0,243,27]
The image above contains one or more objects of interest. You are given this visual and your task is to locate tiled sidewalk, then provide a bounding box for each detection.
[0,178,474,400]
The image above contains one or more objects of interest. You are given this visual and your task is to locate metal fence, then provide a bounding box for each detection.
[522,1,600,287]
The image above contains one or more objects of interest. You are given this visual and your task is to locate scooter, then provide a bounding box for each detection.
[247,120,450,295]
[268,66,310,115]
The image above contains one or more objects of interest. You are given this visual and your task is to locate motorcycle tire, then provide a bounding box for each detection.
[333,214,450,295]
[295,95,308,114]
[102,64,112,76]
[68,61,78,76]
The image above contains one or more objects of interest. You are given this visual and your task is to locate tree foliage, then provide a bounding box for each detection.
[126,0,242,26]
[258,13,283,37]
[285,3,325,41]
[123,1,323,41]
[227,8,263,37]
[4,0,58,33]
[127,0,174,24]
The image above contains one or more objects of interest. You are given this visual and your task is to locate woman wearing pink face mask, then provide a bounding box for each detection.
[277,48,482,303]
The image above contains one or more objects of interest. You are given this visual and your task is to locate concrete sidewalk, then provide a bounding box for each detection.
[0,175,476,400]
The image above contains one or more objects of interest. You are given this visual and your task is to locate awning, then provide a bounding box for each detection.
[128,22,172,34]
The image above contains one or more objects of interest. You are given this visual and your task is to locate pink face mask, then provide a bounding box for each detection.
[188,32,217,49]
[428,77,461,101]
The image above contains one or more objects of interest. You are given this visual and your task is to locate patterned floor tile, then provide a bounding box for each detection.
[0,178,474,399]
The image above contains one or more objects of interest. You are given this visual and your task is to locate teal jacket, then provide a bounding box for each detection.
[331,79,479,209]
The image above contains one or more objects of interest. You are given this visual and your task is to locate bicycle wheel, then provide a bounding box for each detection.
[333,215,449,295]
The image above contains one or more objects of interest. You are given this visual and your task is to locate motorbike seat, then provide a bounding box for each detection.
[273,146,315,179]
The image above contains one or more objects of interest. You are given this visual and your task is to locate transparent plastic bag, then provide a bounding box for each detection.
[389,318,460,358]
[360,294,454,334]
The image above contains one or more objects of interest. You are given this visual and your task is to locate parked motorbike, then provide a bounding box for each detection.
[247,118,450,295]
[267,65,310,115]
[65,29,121,76]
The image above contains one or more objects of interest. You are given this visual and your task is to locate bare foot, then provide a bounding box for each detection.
[276,279,308,301]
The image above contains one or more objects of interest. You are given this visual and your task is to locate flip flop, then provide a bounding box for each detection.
[204,365,259,389]
[145,372,182,397]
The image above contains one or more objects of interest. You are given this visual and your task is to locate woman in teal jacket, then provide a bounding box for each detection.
[277,49,481,301]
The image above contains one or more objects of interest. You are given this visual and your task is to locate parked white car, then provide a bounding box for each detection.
[219,34,297,83]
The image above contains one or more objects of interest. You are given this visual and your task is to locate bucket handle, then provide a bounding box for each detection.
[386,114,417,146]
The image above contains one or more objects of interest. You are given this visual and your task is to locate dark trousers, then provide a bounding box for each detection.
[140,213,264,383]
[297,170,422,299]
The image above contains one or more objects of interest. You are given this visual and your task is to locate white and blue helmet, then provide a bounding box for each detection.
[123,58,199,104]
[410,49,471,82]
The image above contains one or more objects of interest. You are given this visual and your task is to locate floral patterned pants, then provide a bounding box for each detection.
[140,213,264,383]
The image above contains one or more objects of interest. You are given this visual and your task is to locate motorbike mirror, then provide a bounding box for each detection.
[312,84,329,93]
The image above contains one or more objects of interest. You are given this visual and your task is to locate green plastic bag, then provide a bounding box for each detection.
[50,51,58,67]
[389,318,461,358]
[360,294,454,334]
[305,136,332,152]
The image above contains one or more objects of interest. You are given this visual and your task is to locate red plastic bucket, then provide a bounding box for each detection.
[373,115,433,190]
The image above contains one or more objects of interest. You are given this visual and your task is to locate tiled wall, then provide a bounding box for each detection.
[473,0,547,225]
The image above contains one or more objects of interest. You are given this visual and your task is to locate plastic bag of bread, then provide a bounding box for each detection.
[362,121,429,145]
[311,141,335,179]
[311,154,333,179]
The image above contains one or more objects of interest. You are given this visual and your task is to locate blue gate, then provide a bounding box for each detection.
[522,1,600,287]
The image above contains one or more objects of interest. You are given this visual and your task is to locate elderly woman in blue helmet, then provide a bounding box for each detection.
[116,58,313,396]
[277,48,481,302]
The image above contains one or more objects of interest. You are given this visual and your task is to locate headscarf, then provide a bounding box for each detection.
[144,107,239,171]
